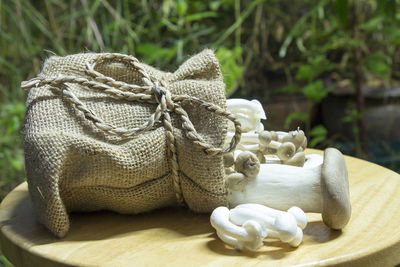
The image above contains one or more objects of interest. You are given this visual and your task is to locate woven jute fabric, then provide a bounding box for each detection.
[23,49,240,237]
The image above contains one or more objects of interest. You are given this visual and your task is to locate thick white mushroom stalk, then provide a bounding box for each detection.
[211,98,351,251]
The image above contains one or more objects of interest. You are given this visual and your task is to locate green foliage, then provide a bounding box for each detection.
[364,51,391,79]
[216,46,244,94]
[277,0,399,156]
[302,80,330,103]
[342,107,365,156]
[0,255,13,267]
[0,102,26,199]
[284,112,309,129]
[334,0,349,29]
[309,125,328,148]
[295,56,335,82]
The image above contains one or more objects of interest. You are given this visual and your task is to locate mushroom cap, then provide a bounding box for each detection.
[282,130,305,149]
[277,142,296,161]
[223,152,235,167]
[234,151,260,178]
[283,151,305,167]
[321,148,351,229]
[258,131,272,146]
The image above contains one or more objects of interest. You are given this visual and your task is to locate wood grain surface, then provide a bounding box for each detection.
[1,150,400,267]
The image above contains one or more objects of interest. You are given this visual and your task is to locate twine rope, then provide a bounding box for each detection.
[21,53,242,205]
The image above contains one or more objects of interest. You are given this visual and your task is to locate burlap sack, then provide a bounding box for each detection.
[22,50,241,237]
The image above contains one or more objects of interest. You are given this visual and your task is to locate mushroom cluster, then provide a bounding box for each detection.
[210,204,307,251]
[211,98,352,251]
[226,99,308,168]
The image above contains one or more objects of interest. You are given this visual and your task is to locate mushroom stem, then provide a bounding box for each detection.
[229,207,302,246]
[235,204,307,230]
[227,132,259,144]
[228,149,351,230]
[228,154,324,212]
[210,207,265,251]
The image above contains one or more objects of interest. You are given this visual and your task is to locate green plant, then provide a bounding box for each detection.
[0,102,25,199]
[216,46,244,94]
[281,55,333,147]
[277,0,400,153]
[0,255,13,267]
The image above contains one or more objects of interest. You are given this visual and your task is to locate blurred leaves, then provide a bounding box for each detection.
[0,255,13,267]
[136,43,176,65]
[364,51,391,79]
[309,125,328,147]
[302,80,330,103]
[216,46,244,95]
[296,56,336,82]
[0,102,26,199]
[284,112,309,129]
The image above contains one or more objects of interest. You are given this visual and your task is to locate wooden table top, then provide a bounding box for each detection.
[1,150,400,267]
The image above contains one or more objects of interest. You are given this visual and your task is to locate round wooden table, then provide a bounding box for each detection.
[1,151,400,267]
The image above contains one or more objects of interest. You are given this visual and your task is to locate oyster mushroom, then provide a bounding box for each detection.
[228,148,351,230]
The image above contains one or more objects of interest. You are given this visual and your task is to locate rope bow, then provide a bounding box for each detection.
[21,53,242,205]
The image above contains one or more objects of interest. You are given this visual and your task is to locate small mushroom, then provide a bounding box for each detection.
[223,152,235,167]
[227,132,259,145]
[272,143,296,161]
[226,172,247,191]
[210,207,265,251]
[283,151,306,167]
[235,204,307,230]
[270,131,279,141]
[237,143,259,152]
[280,130,306,150]
[259,131,296,161]
[234,151,260,179]
[229,206,303,247]
[228,148,351,230]
[225,167,235,175]
[301,137,307,150]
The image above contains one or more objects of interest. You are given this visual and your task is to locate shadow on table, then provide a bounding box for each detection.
[3,190,212,245]
[4,189,341,259]
[206,232,298,259]
[205,221,342,258]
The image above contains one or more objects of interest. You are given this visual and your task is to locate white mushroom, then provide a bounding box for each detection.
[234,113,260,132]
[227,132,259,145]
[227,99,266,120]
[283,151,306,167]
[229,207,303,247]
[228,148,351,230]
[259,131,296,161]
[235,204,307,230]
[237,143,259,152]
[210,207,265,251]
[223,152,235,167]
[227,99,266,133]
[234,151,260,178]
